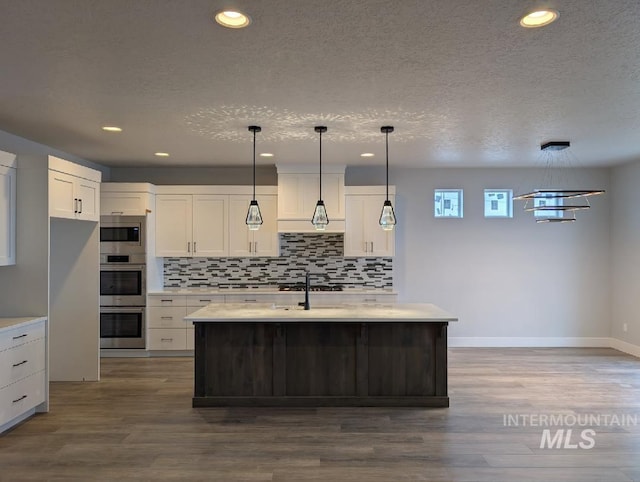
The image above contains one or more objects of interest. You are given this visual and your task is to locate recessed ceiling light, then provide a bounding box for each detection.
[214,10,251,28]
[154,152,170,157]
[361,153,375,157]
[519,9,559,28]
[102,126,122,132]
[260,153,274,157]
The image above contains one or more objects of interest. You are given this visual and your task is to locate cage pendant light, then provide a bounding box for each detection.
[245,126,263,230]
[311,126,329,231]
[379,126,397,231]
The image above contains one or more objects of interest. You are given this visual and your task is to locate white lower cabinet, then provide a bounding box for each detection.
[0,318,47,432]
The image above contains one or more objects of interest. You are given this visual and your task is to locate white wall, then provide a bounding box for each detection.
[347,167,611,340]
[611,161,640,350]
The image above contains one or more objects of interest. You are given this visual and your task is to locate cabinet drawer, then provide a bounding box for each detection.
[0,370,45,428]
[0,321,46,353]
[147,306,188,329]
[186,295,225,309]
[224,294,278,303]
[148,329,186,350]
[147,295,187,307]
[186,327,195,350]
[0,338,46,389]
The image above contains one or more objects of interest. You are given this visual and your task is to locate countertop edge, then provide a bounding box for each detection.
[0,316,47,332]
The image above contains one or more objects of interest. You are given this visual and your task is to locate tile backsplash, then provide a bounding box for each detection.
[163,233,393,289]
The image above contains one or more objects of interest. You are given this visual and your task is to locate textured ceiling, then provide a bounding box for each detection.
[0,0,639,168]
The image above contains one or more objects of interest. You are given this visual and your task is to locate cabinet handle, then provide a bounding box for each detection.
[12,334,27,340]
[160,316,174,320]
[245,299,257,302]
[199,299,212,303]
[364,298,377,302]
[254,241,258,253]
[12,395,28,403]
[74,198,78,213]
[12,360,28,367]
[187,242,191,253]
[160,299,173,303]
[370,242,374,252]
[160,338,173,342]
[111,211,124,215]
[363,241,368,252]
[78,198,83,213]
[194,242,197,253]
[248,241,252,253]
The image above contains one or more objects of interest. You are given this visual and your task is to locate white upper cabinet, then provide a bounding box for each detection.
[48,156,101,222]
[101,183,155,216]
[276,165,346,232]
[228,194,278,257]
[344,187,395,257]
[0,150,17,266]
[155,187,278,258]
[192,195,227,257]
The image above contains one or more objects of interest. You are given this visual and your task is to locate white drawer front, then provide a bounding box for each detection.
[148,329,186,350]
[147,295,187,307]
[186,295,225,309]
[224,294,279,303]
[0,338,46,389]
[0,321,45,353]
[0,370,45,428]
[147,306,188,329]
[186,328,195,350]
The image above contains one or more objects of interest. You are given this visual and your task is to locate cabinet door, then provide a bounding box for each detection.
[75,178,99,222]
[156,195,192,257]
[0,165,16,266]
[277,174,304,219]
[252,195,279,256]
[344,195,368,256]
[49,170,77,219]
[228,195,253,257]
[366,194,395,257]
[101,192,147,216]
[193,195,227,257]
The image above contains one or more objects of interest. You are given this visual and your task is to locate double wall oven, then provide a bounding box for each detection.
[100,216,146,349]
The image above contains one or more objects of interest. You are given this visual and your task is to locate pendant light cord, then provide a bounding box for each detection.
[252,128,256,201]
[385,130,389,201]
[319,129,322,200]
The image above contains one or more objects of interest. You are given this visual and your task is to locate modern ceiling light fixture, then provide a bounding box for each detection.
[519,9,559,28]
[311,126,329,231]
[379,126,397,231]
[154,152,170,157]
[101,126,122,132]
[214,10,251,29]
[246,126,263,231]
[514,141,605,223]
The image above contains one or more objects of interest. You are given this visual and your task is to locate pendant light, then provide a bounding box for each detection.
[379,126,397,231]
[311,126,329,231]
[245,125,263,230]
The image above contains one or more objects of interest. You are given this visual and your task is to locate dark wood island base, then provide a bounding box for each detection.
[193,321,449,407]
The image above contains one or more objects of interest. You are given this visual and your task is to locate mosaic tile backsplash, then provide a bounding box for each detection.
[164,233,393,289]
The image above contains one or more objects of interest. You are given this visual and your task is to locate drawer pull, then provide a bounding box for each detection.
[160,338,174,342]
[161,299,173,303]
[245,299,257,302]
[12,360,28,367]
[160,316,174,320]
[199,299,212,302]
[364,298,377,302]
[12,395,28,403]
[12,334,27,340]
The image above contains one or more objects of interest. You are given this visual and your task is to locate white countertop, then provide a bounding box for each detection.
[185,303,457,323]
[149,288,397,296]
[0,316,47,332]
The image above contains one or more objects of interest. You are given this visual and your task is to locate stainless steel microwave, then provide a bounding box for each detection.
[100,215,145,254]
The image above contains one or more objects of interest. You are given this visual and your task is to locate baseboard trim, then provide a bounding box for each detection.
[610,338,640,358]
[449,337,612,348]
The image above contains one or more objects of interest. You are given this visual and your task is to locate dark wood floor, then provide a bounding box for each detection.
[1,348,639,481]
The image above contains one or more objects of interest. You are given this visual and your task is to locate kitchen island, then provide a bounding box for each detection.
[186,303,457,407]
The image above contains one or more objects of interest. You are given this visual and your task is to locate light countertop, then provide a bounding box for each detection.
[185,303,456,323]
[0,316,47,332]
[149,288,397,296]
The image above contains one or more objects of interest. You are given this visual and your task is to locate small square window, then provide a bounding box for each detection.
[534,195,563,218]
[484,189,513,218]
[434,189,463,218]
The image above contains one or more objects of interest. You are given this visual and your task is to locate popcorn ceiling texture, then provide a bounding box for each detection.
[164,233,392,289]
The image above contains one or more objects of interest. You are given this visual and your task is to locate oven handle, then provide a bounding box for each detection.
[100,307,146,314]
[100,264,146,271]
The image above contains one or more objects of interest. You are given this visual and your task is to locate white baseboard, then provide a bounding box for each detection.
[449,337,612,348]
[610,338,640,358]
